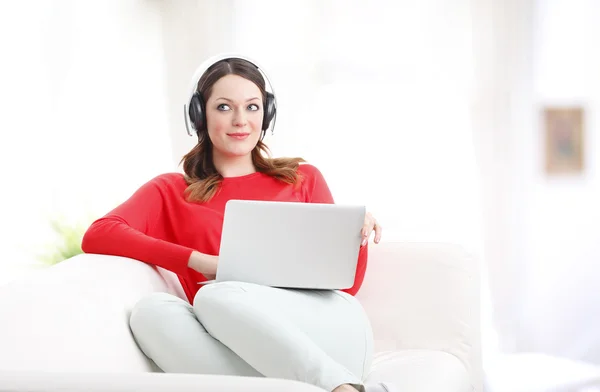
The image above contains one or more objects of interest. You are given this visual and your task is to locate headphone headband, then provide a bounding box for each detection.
[183,53,277,138]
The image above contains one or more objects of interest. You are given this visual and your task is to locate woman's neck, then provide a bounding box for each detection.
[213,153,256,178]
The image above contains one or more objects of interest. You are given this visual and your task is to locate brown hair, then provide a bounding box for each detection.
[180,58,305,203]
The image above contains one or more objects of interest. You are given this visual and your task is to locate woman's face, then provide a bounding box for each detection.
[205,74,264,159]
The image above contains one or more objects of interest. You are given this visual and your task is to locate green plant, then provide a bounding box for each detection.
[37,218,88,266]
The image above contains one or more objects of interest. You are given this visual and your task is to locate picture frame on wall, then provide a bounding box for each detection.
[544,106,585,175]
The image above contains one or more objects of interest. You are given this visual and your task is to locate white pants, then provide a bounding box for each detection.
[129,281,374,392]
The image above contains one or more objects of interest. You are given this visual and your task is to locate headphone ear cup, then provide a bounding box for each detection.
[262,92,276,131]
[188,93,205,133]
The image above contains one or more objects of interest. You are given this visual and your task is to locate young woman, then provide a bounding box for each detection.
[81,55,393,392]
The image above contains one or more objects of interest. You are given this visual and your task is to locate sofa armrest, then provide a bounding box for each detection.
[0,253,176,372]
[357,241,482,392]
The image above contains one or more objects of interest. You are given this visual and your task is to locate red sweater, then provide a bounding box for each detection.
[81,164,368,303]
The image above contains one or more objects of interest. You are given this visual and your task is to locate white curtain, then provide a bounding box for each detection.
[468,0,536,357]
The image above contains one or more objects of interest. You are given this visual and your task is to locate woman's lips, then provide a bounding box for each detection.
[227,133,250,140]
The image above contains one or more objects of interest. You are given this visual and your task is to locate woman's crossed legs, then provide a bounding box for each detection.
[129,281,374,391]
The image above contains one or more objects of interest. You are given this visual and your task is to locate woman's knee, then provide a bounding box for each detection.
[192,281,262,326]
[129,292,189,334]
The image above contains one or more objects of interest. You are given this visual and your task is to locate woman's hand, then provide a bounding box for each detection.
[187,251,218,279]
[361,211,382,246]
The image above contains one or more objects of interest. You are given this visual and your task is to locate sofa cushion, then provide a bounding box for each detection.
[365,349,472,392]
[357,242,480,390]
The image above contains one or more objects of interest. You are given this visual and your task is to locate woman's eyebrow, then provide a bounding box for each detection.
[215,97,261,102]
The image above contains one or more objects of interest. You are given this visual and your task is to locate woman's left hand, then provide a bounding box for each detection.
[361,211,382,246]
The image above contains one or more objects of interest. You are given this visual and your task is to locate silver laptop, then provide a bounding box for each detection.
[199,199,365,290]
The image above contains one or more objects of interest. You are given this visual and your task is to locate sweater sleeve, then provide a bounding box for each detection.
[81,176,195,276]
[301,164,368,296]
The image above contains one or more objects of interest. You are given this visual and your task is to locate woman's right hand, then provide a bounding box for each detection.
[187,251,218,279]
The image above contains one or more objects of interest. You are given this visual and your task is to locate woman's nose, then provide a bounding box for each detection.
[232,110,247,127]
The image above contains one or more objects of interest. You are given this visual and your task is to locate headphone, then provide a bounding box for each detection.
[183,53,277,140]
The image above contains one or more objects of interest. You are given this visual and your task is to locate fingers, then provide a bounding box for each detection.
[361,212,374,246]
[373,221,382,244]
[361,212,383,246]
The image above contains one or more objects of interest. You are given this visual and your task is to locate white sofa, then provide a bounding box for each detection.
[0,241,482,392]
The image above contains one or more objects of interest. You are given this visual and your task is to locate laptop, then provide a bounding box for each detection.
[198,199,365,290]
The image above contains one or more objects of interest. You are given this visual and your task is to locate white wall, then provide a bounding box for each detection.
[518,0,600,362]
[0,1,172,283]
